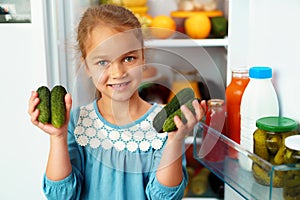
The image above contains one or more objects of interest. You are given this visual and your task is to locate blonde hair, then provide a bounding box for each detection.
[77,4,143,59]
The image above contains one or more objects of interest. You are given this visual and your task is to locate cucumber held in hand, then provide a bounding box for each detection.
[50,85,67,128]
[162,98,200,132]
[153,88,195,133]
[36,86,51,124]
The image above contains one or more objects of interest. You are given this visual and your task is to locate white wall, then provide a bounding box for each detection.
[226,0,300,199]
[228,0,300,123]
[0,0,49,199]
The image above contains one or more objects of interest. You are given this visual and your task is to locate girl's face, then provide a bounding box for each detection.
[85,26,144,102]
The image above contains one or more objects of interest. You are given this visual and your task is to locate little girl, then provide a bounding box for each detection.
[28,4,206,200]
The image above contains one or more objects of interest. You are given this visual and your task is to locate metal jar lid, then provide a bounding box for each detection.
[285,135,300,151]
[256,116,298,132]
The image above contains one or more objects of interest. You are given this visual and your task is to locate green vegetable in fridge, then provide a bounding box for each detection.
[162,98,199,132]
[50,85,67,128]
[36,86,51,124]
[273,146,285,165]
[153,87,195,133]
[266,135,282,154]
[284,148,299,164]
[253,129,269,161]
[252,163,283,187]
[210,16,228,38]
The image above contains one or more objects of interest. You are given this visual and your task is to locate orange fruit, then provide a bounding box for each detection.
[150,15,176,39]
[122,0,147,7]
[184,14,211,39]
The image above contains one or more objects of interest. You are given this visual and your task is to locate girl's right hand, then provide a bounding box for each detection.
[28,91,72,138]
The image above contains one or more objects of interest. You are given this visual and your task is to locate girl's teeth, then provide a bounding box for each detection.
[112,83,126,88]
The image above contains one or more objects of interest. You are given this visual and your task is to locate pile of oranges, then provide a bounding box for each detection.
[104,1,218,39]
[149,14,212,39]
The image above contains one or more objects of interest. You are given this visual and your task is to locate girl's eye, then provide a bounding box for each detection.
[97,60,109,67]
[123,56,136,63]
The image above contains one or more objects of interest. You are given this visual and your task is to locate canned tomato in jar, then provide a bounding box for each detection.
[283,135,300,200]
[252,116,298,187]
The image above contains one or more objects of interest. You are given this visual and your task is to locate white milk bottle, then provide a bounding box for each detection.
[239,66,279,171]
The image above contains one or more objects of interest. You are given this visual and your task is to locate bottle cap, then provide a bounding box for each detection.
[231,66,249,73]
[256,116,298,132]
[285,135,300,151]
[249,66,272,79]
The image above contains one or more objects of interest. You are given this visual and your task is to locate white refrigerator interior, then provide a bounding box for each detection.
[0,0,94,199]
[0,0,48,199]
[226,0,300,199]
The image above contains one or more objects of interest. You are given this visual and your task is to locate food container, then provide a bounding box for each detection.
[170,10,223,33]
[283,135,300,200]
[252,116,298,187]
[177,0,218,12]
[193,121,300,199]
[167,69,202,102]
[202,99,226,162]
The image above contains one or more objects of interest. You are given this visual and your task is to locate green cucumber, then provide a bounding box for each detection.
[36,86,51,124]
[162,98,199,132]
[50,85,67,128]
[153,88,195,133]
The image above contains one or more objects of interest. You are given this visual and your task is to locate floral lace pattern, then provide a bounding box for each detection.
[74,103,167,152]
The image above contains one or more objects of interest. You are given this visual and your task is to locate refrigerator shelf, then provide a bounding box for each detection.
[145,38,228,48]
[192,122,300,200]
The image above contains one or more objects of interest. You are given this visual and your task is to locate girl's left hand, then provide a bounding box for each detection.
[167,99,206,142]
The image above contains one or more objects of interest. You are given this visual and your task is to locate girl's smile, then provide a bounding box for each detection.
[108,81,131,91]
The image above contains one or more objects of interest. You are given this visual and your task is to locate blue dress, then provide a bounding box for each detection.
[43,100,188,200]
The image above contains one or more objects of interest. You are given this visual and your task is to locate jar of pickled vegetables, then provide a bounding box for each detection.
[283,135,300,200]
[252,116,298,187]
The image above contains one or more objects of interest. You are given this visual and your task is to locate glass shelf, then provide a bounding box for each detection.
[192,122,300,200]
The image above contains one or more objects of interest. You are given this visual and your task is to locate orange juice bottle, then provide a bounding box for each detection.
[225,67,249,158]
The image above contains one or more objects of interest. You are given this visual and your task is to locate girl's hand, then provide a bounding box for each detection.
[28,91,72,138]
[167,99,206,142]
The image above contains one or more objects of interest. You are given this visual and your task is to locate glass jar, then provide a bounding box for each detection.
[203,99,226,162]
[168,69,202,102]
[283,135,300,200]
[252,116,298,187]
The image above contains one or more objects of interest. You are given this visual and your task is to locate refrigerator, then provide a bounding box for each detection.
[0,0,299,199]
[225,0,300,199]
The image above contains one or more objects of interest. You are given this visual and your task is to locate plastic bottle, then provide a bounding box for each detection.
[225,67,250,158]
[239,66,279,170]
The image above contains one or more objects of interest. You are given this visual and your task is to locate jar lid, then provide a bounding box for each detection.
[249,66,272,79]
[256,116,298,132]
[285,135,300,151]
[207,99,224,107]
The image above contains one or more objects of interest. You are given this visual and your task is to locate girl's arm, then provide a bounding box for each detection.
[28,91,73,181]
[156,99,206,187]
[46,134,72,180]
